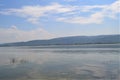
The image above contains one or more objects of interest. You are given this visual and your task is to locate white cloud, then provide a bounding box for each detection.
[103,0,120,18]
[27,18,39,24]
[0,3,76,24]
[57,0,120,24]
[0,1,119,24]
[57,12,104,24]
[80,5,107,12]
[0,26,55,43]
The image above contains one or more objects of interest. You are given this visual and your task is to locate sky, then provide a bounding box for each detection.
[0,0,120,43]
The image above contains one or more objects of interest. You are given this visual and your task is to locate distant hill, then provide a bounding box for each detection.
[0,35,120,47]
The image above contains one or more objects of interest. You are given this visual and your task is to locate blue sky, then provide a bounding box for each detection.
[0,0,119,43]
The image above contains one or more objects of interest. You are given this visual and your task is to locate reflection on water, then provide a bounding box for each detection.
[0,44,120,80]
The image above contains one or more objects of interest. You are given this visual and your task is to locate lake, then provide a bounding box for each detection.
[0,44,120,80]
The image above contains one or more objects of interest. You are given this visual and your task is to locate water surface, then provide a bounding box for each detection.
[0,44,120,80]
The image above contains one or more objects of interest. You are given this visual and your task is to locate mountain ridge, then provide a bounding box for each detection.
[0,34,120,47]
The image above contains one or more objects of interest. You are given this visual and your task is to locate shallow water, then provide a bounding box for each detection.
[0,44,120,80]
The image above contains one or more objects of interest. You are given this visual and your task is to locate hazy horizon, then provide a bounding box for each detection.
[0,34,120,44]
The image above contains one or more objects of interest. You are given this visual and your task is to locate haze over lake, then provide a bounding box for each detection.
[0,44,119,80]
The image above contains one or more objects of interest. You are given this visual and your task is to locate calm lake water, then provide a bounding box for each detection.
[0,44,120,80]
